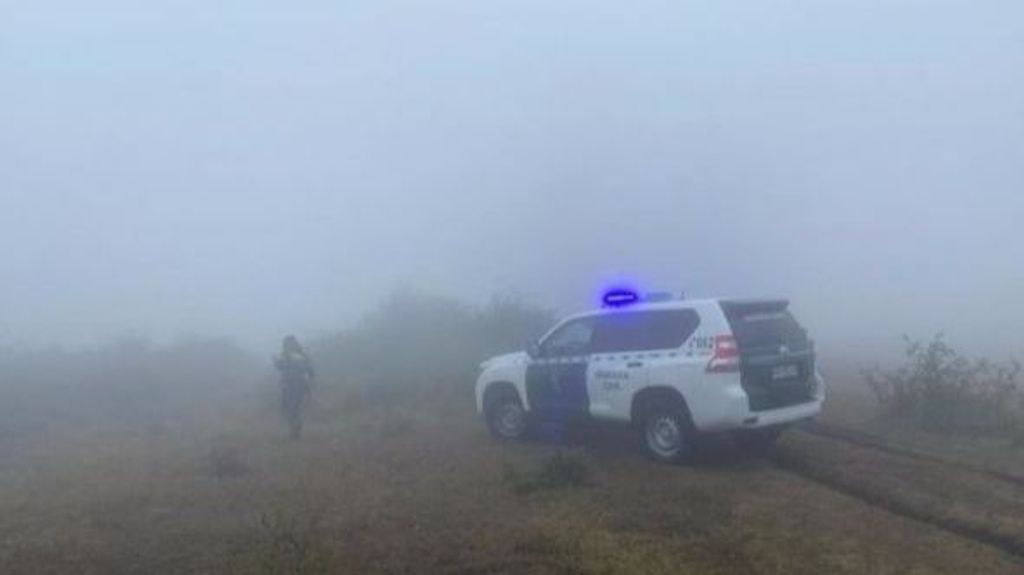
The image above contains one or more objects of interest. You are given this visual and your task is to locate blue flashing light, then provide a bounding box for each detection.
[602,288,640,307]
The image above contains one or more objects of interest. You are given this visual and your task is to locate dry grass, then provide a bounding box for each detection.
[2,394,1023,574]
[503,450,594,495]
[8,296,1022,572]
[821,374,1024,479]
[776,430,1024,555]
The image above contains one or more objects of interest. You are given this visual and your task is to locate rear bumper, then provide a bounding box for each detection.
[739,396,823,429]
[693,372,825,432]
[740,371,825,429]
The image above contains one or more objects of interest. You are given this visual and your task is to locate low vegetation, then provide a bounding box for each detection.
[206,445,251,479]
[863,334,1022,438]
[308,290,555,406]
[256,510,329,575]
[0,291,553,440]
[504,450,594,495]
[4,296,1024,573]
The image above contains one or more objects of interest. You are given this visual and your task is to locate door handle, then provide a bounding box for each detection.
[627,361,643,368]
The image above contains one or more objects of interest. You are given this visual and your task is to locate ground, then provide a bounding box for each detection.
[1,381,1023,574]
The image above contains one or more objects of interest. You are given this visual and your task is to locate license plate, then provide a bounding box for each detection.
[771,364,799,380]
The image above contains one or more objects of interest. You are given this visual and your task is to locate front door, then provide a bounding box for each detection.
[526,317,595,422]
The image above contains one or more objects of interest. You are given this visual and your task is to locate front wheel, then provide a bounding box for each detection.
[640,408,695,463]
[485,393,528,441]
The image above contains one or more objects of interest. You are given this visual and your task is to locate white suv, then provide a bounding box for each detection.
[475,295,825,462]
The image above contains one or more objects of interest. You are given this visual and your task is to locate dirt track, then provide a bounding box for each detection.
[800,421,1024,487]
[775,425,1024,559]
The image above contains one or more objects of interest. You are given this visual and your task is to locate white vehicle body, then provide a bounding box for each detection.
[475,298,825,442]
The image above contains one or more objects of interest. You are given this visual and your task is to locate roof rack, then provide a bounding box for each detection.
[602,289,685,308]
[642,291,684,303]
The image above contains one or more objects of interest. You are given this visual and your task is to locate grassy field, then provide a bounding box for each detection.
[2,388,1023,575]
[3,299,1022,574]
[819,371,1024,479]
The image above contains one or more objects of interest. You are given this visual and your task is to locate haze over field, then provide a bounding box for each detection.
[2,0,1022,355]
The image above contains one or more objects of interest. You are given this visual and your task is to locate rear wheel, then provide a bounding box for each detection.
[640,407,695,463]
[485,391,528,441]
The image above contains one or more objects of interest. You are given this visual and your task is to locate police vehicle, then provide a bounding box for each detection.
[475,291,825,462]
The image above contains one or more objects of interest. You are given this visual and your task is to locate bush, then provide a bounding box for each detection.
[309,290,555,403]
[863,334,1022,436]
[206,445,250,479]
[504,450,593,495]
[256,510,328,575]
[0,290,553,437]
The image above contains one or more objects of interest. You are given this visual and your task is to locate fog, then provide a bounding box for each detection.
[3,0,1022,357]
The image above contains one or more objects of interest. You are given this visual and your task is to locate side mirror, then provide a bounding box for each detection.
[527,341,541,359]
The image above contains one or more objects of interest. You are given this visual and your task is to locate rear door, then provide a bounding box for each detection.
[588,309,701,421]
[526,316,596,422]
[719,300,816,411]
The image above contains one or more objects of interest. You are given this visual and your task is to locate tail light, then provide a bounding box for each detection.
[706,335,740,373]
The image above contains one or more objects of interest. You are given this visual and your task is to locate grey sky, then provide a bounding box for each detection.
[2,1,1022,355]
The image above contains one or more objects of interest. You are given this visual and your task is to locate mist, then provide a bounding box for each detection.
[3,0,1022,357]
[6,4,1024,573]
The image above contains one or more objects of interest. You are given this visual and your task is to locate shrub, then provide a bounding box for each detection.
[863,334,1022,435]
[0,290,553,437]
[256,510,328,575]
[504,450,593,495]
[310,290,555,402]
[206,445,250,479]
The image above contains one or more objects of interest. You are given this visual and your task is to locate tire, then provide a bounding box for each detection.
[485,390,528,441]
[733,426,783,454]
[639,406,695,463]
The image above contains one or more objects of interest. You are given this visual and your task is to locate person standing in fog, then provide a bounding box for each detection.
[273,335,314,439]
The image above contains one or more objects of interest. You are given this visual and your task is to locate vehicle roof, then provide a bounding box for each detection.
[562,298,717,322]
[561,298,790,322]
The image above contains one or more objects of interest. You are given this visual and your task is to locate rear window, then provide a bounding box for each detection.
[591,310,700,353]
[720,301,809,352]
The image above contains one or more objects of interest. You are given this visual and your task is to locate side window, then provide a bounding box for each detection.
[539,318,596,358]
[591,310,700,353]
